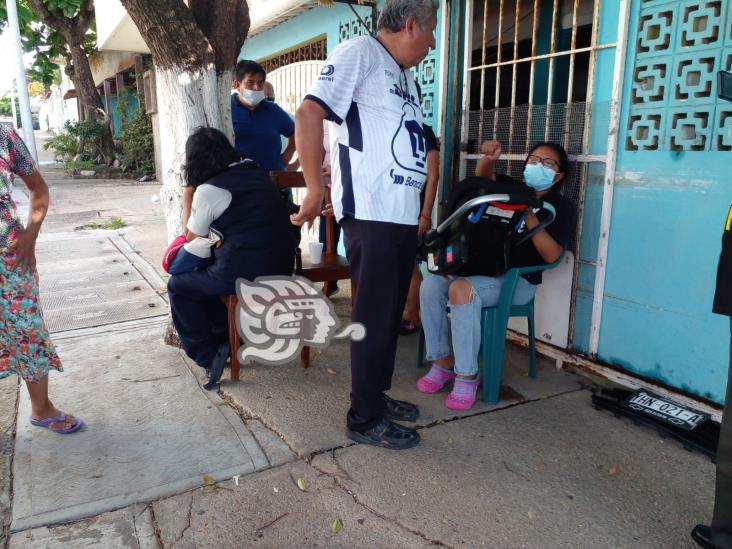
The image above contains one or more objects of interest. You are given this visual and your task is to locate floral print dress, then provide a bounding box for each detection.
[0,124,62,382]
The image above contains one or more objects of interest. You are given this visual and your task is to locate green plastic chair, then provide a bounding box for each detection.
[416,255,563,404]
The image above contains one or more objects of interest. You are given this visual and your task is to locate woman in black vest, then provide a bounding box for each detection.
[168,127,295,389]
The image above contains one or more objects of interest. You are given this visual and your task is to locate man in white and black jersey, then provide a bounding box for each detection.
[294,0,437,450]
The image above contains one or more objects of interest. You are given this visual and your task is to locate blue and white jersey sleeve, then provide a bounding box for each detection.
[305,38,371,124]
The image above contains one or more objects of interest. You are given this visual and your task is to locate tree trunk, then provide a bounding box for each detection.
[155,64,223,241]
[120,0,249,240]
[67,40,116,161]
[217,69,235,143]
[24,0,115,161]
[119,0,250,346]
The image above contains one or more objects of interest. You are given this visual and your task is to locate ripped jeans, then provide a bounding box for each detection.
[419,272,537,376]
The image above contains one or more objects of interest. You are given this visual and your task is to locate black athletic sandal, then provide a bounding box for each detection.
[347,418,421,450]
[383,394,420,422]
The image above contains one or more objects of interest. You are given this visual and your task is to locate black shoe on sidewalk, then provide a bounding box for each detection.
[691,524,715,548]
[203,342,230,391]
[383,394,420,422]
[347,418,420,450]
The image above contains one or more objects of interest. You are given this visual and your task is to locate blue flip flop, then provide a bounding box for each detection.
[30,413,84,434]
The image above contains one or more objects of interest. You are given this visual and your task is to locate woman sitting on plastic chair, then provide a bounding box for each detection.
[416,140,577,410]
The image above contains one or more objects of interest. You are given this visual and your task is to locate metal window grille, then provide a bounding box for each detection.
[460,0,617,246]
[458,0,620,345]
[260,38,327,74]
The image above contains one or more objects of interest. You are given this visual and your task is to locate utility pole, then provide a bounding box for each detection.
[6,0,38,162]
[10,85,18,128]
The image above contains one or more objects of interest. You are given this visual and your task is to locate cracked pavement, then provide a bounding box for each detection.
[4,162,716,548]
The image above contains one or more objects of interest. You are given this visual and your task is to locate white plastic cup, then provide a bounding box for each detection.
[309,242,324,264]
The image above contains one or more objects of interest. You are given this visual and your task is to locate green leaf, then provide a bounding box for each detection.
[330,517,342,534]
[296,478,306,492]
[202,473,217,486]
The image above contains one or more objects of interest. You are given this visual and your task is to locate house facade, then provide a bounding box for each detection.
[246,0,732,407]
[93,0,732,408]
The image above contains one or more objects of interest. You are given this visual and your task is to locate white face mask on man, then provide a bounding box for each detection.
[240,88,266,106]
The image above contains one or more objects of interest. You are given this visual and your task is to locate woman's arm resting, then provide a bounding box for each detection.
[282,135,296,166]
[419,150,440,235]
[524,212,563,263]
[10,170,50,273]
[182,186,194,229]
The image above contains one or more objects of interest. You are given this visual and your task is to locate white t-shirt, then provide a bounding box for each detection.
[187,184,232,235]
[306,36,426,225]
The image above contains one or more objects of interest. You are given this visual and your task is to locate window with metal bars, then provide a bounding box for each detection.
[259,38,327,74]
[460,0,615,246]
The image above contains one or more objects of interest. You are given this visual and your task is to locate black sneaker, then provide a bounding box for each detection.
[203,342,230,391]
[383,395,420,422]
[347,418,421,450]
[691,525,714,549]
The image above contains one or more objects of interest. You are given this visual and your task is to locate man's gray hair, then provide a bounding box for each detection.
[377,0,438,32]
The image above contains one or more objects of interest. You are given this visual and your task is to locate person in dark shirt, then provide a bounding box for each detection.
[416,141,576,411]
[231,60,295,172]
[692,204,732,549]
[182,60,296,229]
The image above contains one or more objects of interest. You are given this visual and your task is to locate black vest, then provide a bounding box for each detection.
[205,162,295,282]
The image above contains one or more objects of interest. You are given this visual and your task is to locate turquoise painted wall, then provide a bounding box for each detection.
[241,3,351,61]
[593,0,732,403]
[573,0,624,353]
[101,91,140,137]
[240,1,444,129]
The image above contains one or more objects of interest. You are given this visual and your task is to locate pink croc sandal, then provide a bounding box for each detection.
[445,375,481,410]
[417,364,457,393]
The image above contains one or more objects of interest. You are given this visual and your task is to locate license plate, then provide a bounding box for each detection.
[623,390,710,431]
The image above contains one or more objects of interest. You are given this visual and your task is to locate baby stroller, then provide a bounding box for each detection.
[419,176,556,277]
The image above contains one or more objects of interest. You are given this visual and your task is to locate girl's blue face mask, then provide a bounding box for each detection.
[523,163,556,191]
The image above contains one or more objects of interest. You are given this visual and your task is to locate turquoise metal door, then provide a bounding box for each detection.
[599,0,732,403]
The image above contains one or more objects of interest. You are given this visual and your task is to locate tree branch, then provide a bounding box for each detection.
[25,0,70,36]
[188,0,250,75]
[119,0,214,71]
[77,0,96,32]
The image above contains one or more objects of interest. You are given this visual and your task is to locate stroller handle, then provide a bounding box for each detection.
[432,194,556,235]
[433,194,510,236]
[423,194,557,248]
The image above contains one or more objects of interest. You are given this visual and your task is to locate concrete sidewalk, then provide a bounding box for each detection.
[3,166,717,548]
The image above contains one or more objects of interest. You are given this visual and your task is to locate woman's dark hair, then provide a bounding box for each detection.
[527,141,569,188]
[183,127,242,188]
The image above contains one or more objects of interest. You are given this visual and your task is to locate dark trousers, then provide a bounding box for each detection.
[713,318,732,548]
[167,271,234,369]
[341,217,417,431]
